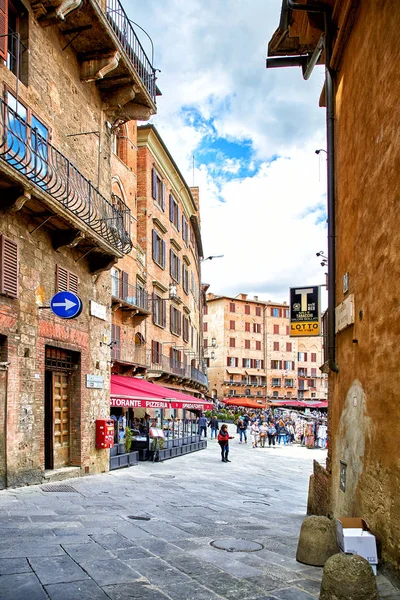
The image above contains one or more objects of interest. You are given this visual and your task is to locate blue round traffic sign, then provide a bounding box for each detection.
[50,291,83,319]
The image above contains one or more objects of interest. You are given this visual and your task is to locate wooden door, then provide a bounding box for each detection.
[52,372,70,468]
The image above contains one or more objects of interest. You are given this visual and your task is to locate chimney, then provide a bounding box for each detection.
[254,296,259,301]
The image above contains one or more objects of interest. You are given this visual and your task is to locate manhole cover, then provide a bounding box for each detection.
[243,501,270,506]
[150,474,175,479]
[41,484,77,493]
[210,538,264,552]
[127,515,151,521]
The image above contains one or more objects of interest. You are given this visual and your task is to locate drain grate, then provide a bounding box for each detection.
[211,538,264,552]
[127,515,151,521]
[41,484,78,493]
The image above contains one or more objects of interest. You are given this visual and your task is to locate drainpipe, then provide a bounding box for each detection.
[267,0,338,372]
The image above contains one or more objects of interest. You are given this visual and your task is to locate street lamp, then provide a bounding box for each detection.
[201,255,224,262]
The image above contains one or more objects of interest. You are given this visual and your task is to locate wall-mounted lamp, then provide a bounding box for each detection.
[201,255,224,262]
[211,338,217,347]
[316,250,328,267]
[210,351,215,360]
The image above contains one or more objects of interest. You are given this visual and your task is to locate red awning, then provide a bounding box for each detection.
[271,400,328,409]
[222,398,266,409]
[110,374,213,411]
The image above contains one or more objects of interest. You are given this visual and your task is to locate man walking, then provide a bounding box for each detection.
[209,415,219,439]
[199,413,208,437]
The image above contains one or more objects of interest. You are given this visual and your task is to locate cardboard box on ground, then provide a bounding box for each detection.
[336,518,378,575]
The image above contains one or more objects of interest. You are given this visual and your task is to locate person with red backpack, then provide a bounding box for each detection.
[218,424,235,462]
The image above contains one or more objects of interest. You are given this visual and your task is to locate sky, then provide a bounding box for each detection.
[129,0,328,305]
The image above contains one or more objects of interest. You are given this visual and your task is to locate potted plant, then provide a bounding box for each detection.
[125,426,133,454]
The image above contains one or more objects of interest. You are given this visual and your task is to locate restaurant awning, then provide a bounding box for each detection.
[222,397,266,409]
[110,374,213,411]
[225,368,245,375]
[245,369,265,376]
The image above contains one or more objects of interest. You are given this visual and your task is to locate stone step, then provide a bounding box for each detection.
[42,466,81,483]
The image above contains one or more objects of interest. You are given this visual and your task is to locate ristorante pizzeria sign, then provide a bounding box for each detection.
[110,398,213,411]
[289,286,321,337]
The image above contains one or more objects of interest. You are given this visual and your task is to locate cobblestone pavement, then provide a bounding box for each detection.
[0,426,399,600]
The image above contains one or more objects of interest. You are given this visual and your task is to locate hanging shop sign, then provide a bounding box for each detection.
[290,286,321,337]
[110,397,213,411]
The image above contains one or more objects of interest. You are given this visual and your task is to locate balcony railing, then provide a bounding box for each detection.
[0,100,132,254]
[111,274,149,312]
[149,352,208,388]
[105,0,156,102]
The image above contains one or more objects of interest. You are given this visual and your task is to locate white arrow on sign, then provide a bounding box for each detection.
[52,299,77,311]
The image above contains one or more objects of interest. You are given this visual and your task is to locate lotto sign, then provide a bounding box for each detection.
[290,286,321,337]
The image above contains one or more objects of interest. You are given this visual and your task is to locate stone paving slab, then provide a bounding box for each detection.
[0,432,398,599]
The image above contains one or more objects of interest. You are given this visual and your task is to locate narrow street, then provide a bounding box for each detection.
[0,429,397,600]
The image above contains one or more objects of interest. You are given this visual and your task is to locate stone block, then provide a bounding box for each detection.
[296,516,339,566]
[320,553,379,600]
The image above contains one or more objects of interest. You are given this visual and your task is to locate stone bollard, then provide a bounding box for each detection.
[296,515,339,566]
[320,553,378,600]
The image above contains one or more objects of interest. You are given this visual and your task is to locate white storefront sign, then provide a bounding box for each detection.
[90,300,107,321]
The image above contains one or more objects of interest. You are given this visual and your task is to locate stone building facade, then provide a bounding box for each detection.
[0,0,157,487]
[268,0,400,576]
[205,293,326,403]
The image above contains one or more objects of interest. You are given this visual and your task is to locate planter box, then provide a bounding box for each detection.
[158,449,171,461]
[191,435,198,443]
[138,449,149,461]
[110,445,118,457]
[110,456,120,470]
[164,440,173,449]
[128,451,139,466]
[117,443,126,455]
[173,438,180,447]
[171,447,179,457]
[119,453,129,467]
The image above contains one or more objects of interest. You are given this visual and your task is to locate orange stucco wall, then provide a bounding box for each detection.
[330,0,400,570]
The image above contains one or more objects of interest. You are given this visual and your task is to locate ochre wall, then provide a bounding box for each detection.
[330,0,400,570]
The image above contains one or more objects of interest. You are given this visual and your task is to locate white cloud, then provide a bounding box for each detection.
[128,0,329,301]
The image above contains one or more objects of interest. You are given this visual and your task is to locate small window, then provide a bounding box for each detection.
[311,352,317,362]
[0,234,18,298]
[203,304,208,315]
[152,168,165,210]
[229,337,235,348]
[182,214,189,245]
[169,195,180,230]
[273,324,279,334]
[203,322,208,332]
[152,340,162,364]
[152,229,166,268]
[56,265,78,293]
[256,341,261,351]
[182,264,189,294]
[229,302,235,313]
[286,342,292,352]
[153,293,166,327]
[170,305,181,335]
[255,306,261,317]
[204,338,208,349]
[253,323,261,334]
[245,340,250,349]
[229,320,235,330]
[183,316,189,342]
[273,341,279,351]
[170,249,181,283]
[245,322,250,332]
[245,305,250,315]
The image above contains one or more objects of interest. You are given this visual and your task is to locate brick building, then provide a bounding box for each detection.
[267,0,400,576]
[0,0,157,487]
[204,293,326,404]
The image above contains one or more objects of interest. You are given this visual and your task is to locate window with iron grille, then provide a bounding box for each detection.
[152,229,166,268]
[170,305,181,335]
[153,293,166,327]
[0,234,18,298]
[152,168,165,210]
[56,265,78,294]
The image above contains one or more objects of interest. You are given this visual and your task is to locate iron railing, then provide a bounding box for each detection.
[111,274,149,312]
[0,100,132,254]
[105,0,156,102]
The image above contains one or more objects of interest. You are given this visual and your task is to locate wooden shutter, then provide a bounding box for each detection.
[0,235,18,298]
[56,265,68,292]
[120,271,128,300]
[177,257,181,283]
[304,353,308,361]
[152,229,157,262]
[261,360,264,369]
[160,181,165,210]
[169,194,174,222]
[0,0,8,62]
[169,249,173,278]
[68,273,78,294]
[161,240,166,268]
[178,311,181,336]
[177,205,181,231]
[162,298,166,327]
[151,340,156,362]
[152,168,157,200]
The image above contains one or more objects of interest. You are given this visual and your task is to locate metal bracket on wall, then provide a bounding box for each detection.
[29,215,54,235]
[62,25,93,51]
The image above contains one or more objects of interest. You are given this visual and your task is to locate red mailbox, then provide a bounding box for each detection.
[96,419,114,449]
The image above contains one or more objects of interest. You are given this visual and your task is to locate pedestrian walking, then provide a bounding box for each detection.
[250,421,259,448]
[259,422,268,448]
[199,413,208,438]
[267,422,276,447]
[238,418,248,443]
[209,415,219,439]
[217,424,235,462]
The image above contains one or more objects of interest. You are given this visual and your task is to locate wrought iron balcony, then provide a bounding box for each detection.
[105,0,156,102]
[111,274,150,313]
[0,100,132,255]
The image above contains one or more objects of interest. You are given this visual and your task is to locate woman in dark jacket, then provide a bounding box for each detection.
[218,424,234,462]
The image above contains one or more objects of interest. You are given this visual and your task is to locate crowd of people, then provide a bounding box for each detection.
[199,409,328,462]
